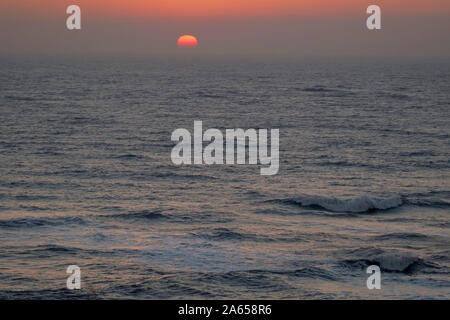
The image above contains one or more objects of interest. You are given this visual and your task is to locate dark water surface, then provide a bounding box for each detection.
[0,57,449,299]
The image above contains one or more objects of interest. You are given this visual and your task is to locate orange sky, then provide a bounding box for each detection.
[3,0,450,19]
[102,0,450,17]
[1,0,449,57]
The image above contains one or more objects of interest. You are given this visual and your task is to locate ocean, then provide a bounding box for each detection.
[0,57,449,299]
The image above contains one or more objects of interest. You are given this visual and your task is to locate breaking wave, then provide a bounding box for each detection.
[275,194,403,213]
[341,248,434,273]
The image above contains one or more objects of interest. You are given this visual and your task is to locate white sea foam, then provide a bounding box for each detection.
[345,249,422,272]
[292,194,403,213]
[372,252,419,272]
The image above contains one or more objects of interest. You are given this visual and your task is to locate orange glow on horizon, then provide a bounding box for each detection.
[2,0,449,20]
[87,0,450,18]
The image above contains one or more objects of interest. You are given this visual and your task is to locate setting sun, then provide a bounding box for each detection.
[177,35,198,48]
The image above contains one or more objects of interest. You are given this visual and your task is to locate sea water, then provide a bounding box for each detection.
[0,57,448,299]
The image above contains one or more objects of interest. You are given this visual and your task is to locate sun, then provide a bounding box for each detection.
[177,35,198,48]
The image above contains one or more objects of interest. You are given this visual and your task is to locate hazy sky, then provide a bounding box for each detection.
[1,0,449,57]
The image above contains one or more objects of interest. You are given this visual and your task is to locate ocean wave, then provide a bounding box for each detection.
[405,197,450,208]
[193,227,315,243]
[342,250,427,273]
[32,244,82,254]
[0,216,86,229]
[370,232,431,241]
[0,288,96,300]
[300,86,355,97]
[201,267,337,286]
[195,228,250,241]
[104,210,166,220]
[281,267,338,281]
[388,93,411,100]
[3,95,35,101]
[114,154,144,160]
[195,91,225,99]
[427,221,450,228]
[151,172,218,181]
[339,246,445,274]
[302,86,336,92]
[273,194,403,213]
